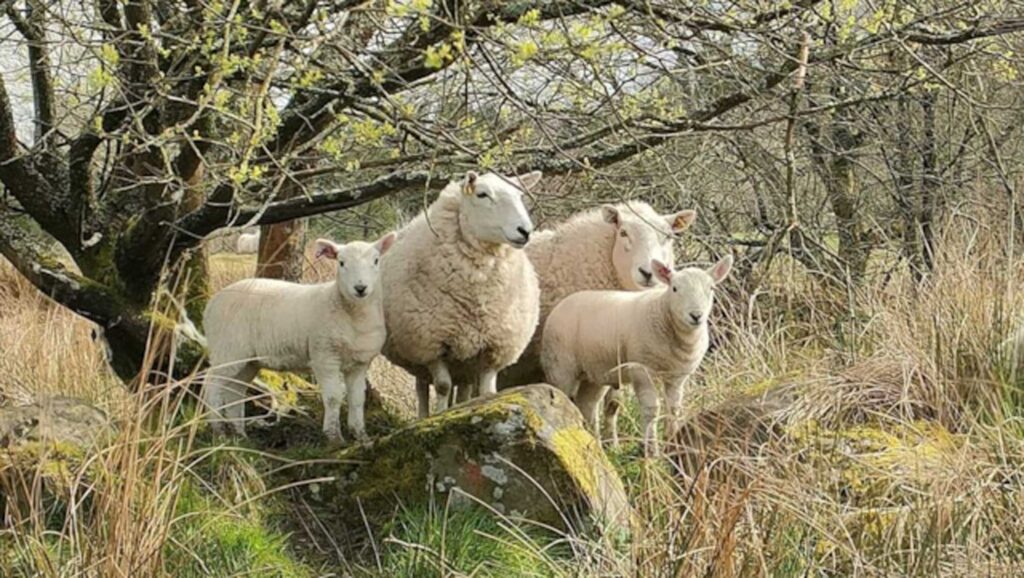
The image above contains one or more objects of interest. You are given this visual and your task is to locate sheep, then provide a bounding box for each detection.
[500,202,697,389]
[380,170,541,418]
[203,232,397,441]
[540,255,732,453]
[236,231,260,254]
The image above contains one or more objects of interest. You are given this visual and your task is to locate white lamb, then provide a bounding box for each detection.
[203,232,396,441]
[541,255,732,453]
[501,202,697,388]
[381,170,541,417]
[236,231,260,254]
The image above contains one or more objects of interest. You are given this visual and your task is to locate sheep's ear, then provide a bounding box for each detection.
[652,259,673,285]
[708,254,733,284]
[376,231,397,255]
[516,171,542,191]
[462,171,479,196]
[601,205,620,227]
[314,239,340,260]
[665,209,697,234]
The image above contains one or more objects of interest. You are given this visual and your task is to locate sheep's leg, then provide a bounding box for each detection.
[632,370,661,456]
[455,382,474,404]
[662,376,688,444]
[478,368,498,397]
[574,382,607,440]
[206,362,258,437]
[313,361,346,442]
[345,364,370,441]
[602,388,624,449]
[203,369,230,435]
[428,360,453,414]
[415,377,431,419]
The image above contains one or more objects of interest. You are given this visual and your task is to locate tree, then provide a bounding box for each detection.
[1,0,1023,384]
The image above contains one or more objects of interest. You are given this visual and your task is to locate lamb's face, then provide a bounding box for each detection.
[652,255,732,329]
[314,232,397,301]
[459,171,540,248]
[604,206,697,290]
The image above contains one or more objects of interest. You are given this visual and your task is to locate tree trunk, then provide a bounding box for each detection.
[256,178,307,282]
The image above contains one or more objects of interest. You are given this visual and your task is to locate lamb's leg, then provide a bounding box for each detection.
[313,361,346,442]
[428,360,453,414]
[663,376,688,445]
[415,376,431,419]
[203,368,229,435]
[574,382,607,440]
[631,369,661,456]
[345,363,370,441]
[478,368,498,397]
[603,388,624,449]
[208,362,257,437]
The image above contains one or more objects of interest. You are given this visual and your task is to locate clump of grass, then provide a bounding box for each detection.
[370,503,569,577]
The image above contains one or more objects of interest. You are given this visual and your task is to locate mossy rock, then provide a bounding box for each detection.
[276,384,631,537]
[0,397,115,523]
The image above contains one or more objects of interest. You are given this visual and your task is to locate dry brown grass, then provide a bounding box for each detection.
[2,217,1024,576]
[0,259,124,408]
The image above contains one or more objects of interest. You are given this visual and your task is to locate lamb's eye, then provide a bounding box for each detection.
[338,260,345,267]
[672,287,677,293]
[619,230,628,238]
[476,192,488,199]
[374,257,379,265]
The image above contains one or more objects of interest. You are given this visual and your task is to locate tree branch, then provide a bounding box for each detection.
[0,209,122,326]
[4,0,56,140]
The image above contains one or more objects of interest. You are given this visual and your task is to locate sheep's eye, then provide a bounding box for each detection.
[338,260,345,267]
[672,287,677,293]
[476,191,488,199]
[619,230,628,238]
[374,257,379,265]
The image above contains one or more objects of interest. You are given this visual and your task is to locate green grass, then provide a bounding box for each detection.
[165,484,312,578]
[369,504,569,577]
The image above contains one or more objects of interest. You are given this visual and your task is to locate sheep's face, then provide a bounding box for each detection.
[314,232,397,301]
[652,255,732,329]
[604,205,697,290]
[459,171,539,248]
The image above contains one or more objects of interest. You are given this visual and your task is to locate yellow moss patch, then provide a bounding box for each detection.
[551,426,604,500]
[256,370,315,409]
[786,419,962,504]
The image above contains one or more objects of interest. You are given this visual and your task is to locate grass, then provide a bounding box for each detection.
[3,217,1024,576]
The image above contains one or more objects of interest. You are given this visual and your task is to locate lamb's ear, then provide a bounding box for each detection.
[314,239,340,260]
[376,231,397,255]
[601,205,620,227]
[665,209,697,234]
[651,259,673,285]
[462,171,479,196]
[708,254,733,284]
[516,171,542,191]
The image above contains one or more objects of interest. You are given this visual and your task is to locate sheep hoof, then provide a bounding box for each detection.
[324,428,345,444]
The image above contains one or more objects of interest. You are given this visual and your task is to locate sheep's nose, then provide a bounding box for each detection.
[516,226,531,242]
[354,284,367,297]
[638,267,653,282]
[689,312,703,324]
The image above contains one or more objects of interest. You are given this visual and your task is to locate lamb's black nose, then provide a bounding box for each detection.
[517,226,531,242]
[354,284,367,296]
[639,268,653,282]
[689,312,703,324]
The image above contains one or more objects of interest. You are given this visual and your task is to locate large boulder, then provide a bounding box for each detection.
[283,384,631,535]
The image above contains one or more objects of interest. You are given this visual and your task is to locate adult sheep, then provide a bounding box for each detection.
[204,233,396,441]
[499,202,697,389]
[381,170,541,417]
[541,255,732,454]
